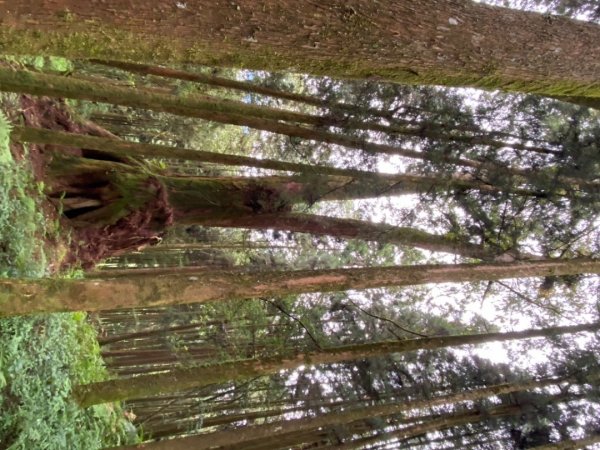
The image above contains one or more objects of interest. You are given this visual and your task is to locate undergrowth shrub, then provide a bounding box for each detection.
[0,313,137,449]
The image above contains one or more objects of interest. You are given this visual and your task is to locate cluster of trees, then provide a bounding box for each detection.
[0,0,599,448]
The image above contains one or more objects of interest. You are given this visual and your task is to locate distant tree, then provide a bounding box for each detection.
[108,376,573,449]
[72,321,599,406]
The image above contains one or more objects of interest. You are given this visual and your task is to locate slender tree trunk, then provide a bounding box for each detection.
[334,404,523,450]
[0,68,490,171]
[84,61,572,150]
[113,376,569,449]
[1,1,599,97]
[1,258,598,316]
[98,323,203,346]
[88,60,404,121]
[198,212,504,260]
[12,126,524,196]
[73,321,599,406]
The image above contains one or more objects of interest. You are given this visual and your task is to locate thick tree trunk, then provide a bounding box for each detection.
[114,376,568,449]
[72,321,599,406]
[0,258,598,316]
[43,152,429,241]
[1,1,599,97]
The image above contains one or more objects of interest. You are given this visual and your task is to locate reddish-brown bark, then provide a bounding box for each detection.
[1,1,599,97]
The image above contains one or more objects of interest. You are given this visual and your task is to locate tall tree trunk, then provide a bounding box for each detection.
[98,323,204,346]
[527,434,600,450]
[1,1,599,97]
[92,61,540,146]
[90,59,411,120]
[1,258,598,316]
[199,212,507,260]
[79,63,558,156]
[338,393,583,450]
[113,376,570,449]
[13,126,525,196]
[42,151,431,260]
[72,321,599,406]
[92,60,565,156]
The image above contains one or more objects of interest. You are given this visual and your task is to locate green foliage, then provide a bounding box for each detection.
[0,313,138,449]
[0,110,12,164]
[0,110,48,278]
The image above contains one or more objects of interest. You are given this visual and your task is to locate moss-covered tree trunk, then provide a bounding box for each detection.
[13,125,545,197]
[45,153,428,225]
[1,258,598,317]
[0,68,497,172]
[42,149,446,264]
[89,61,561,156]
[1,0,599,97]
[72,322,599,406]
[113,376,568,449]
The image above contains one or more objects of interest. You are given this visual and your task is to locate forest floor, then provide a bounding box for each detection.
[0,90,138,449]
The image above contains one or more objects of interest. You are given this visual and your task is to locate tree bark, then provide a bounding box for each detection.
[0,258,598,316]
[89,59,409,120]
[44,152,425,227]
[73,321,599,406]
[1,1,599,97]
[112,376,568,449]
[0,68,504,175]
[98,323,203,346]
